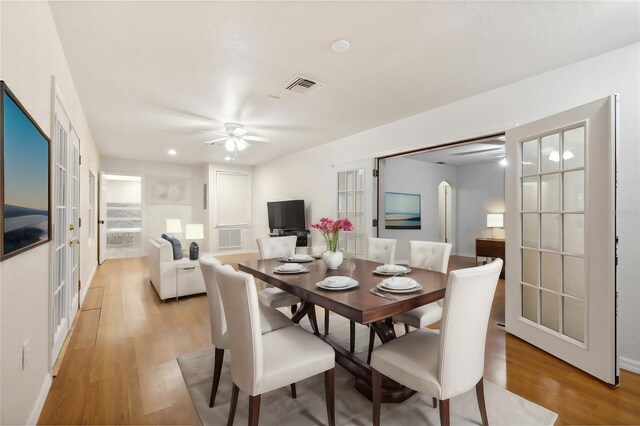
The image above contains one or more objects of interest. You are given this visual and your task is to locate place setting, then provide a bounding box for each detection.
[273,262,310,274]
[316,275,359,291]
[372,263,411,276]
[375,276,422,294]
[278,253,315,263]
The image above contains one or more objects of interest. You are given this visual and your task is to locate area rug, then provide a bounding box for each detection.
[177,314,558,425]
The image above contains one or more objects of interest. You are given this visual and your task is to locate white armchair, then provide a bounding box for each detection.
[148,238,205,300]
[371,259,503,426]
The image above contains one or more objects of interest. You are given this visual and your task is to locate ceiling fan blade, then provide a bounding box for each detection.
[232,127,248,137]
[243,135,270,143]
[204,137,228,145]
[203,131,229,137]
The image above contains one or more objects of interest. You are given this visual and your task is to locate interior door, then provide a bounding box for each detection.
[68,129,80,321]
[51,97,70,362]
[98,172,107,264]
[505,95,618,384]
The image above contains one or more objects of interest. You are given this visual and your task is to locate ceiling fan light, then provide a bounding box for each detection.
[236,138,248,151]
[225,138,235,152]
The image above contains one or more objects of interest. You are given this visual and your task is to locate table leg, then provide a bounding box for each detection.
[291,300,320,336]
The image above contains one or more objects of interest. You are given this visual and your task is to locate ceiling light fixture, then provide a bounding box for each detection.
[224,156,232,161]
[168,149,177,155]
[331,39,350,53]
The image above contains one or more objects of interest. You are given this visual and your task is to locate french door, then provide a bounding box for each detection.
[51,93,80,365]
[505,96,618,384]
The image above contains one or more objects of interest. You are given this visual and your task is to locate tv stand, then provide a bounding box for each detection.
[271,229,310,247]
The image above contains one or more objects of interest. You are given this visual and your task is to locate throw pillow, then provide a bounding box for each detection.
[161,233,183,260]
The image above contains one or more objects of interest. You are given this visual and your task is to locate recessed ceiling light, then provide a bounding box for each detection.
[168,149,177,155]
[224,156,232,161]
[331,39,350,53]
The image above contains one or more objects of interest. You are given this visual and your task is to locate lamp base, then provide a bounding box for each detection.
[189,242,199,260]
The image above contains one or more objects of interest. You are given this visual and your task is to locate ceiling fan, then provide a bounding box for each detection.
[203,122,270,152]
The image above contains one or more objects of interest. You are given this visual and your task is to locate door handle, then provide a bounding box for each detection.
[69,224,75,231]
[98,220,105,225]
[69,239,80,246]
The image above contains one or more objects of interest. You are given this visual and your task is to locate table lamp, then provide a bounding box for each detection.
[486,213,504,239]
[166,218,182,237]
[186,223,204,260]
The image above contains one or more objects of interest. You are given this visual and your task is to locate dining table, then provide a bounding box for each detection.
[238,257,448,403]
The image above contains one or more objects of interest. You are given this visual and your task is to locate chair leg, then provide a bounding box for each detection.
[324,309,330,336]
[290,304,297,314]
[432,397,438,408]
[372,368,382,426]
[227,383,239,426]
[476,378,489,426]
[367,326,375,364]
[438,398,450,426]
[324,368,335,426]
[404,323,410,334]
[349,320,356,353]
[209,348,225,407]
[290,383,297,399]
[248,394,261,426]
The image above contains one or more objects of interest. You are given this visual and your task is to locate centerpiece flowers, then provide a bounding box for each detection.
[310,217,353,269]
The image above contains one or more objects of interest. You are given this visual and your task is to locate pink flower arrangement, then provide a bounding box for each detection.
[310,217,353,252]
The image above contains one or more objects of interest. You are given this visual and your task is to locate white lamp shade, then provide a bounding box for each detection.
[487,213,504,228]
[185,223,204,240]
[166,218,182,234]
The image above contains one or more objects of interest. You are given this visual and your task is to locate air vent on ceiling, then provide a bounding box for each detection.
[283,75,323,94]
[218,228,242,249]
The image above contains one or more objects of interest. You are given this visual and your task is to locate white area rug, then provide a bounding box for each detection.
[177,314,557,425]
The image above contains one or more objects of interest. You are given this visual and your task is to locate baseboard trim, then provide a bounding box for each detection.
[80,264,97,306]
[26,373,52,425]
[620,356,640,374]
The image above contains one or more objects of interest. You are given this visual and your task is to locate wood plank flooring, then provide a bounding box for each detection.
[39,255,640,425]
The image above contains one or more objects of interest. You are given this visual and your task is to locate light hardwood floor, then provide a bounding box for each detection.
[39,255,640,425]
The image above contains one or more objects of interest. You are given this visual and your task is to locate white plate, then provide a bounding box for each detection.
[324,276,352,288]
[373,266,411,276]
[273,266,309,274]
[317,279,359,291]
[376,282,422,294]
[381,276,419,290]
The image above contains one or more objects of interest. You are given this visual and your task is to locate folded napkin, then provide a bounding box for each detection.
[324,276,351,287]
[383,277,417,289]
[290,254,311,261]
[377,264,407,273]
[279,263,302,271]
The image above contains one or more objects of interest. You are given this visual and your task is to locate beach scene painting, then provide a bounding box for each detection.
[385,192,421,229]
[2,84,50,258]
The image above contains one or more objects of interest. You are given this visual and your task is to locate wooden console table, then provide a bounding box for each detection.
[476,238,505,278]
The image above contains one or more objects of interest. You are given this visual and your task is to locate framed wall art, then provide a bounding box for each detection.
[0,81,52,260]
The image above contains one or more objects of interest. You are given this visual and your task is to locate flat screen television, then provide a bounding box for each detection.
[267,200,305,231]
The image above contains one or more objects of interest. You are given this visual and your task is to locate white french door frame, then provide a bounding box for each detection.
[49,80,81,368]
[505,95,618,385]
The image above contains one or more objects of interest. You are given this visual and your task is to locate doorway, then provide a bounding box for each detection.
[438,181,454,246]
[99,174,143,262]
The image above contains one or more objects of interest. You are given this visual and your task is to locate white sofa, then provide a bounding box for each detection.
[148,237,206,301]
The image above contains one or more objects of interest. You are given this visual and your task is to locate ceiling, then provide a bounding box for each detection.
[48,1,640,166]
[408,137,506,167]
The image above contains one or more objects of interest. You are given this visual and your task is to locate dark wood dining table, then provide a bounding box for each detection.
[238,257,448,403]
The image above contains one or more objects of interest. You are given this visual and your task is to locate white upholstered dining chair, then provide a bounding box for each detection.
[367,237,397,264]
[212,262,336,426]
[199,255,293,407]
[393,240,453,333]
[256,236,301,312]
[371,259,503,426]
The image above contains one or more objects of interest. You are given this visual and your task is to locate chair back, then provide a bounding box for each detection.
[257,236,297,259]
[199,255,228,348]
[437,259,502,399]
[367,237,397,264]
[409,240,452,273]
[212,263,264,395]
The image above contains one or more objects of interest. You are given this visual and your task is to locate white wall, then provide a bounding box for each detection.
[0,2,101,423]
[253,43,640,369]
[379,157,458,261]
[105,179,142,204]
[456,162,506,256]
[100,158,207,255]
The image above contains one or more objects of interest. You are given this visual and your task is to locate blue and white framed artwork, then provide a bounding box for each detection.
[385,192,421,229]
